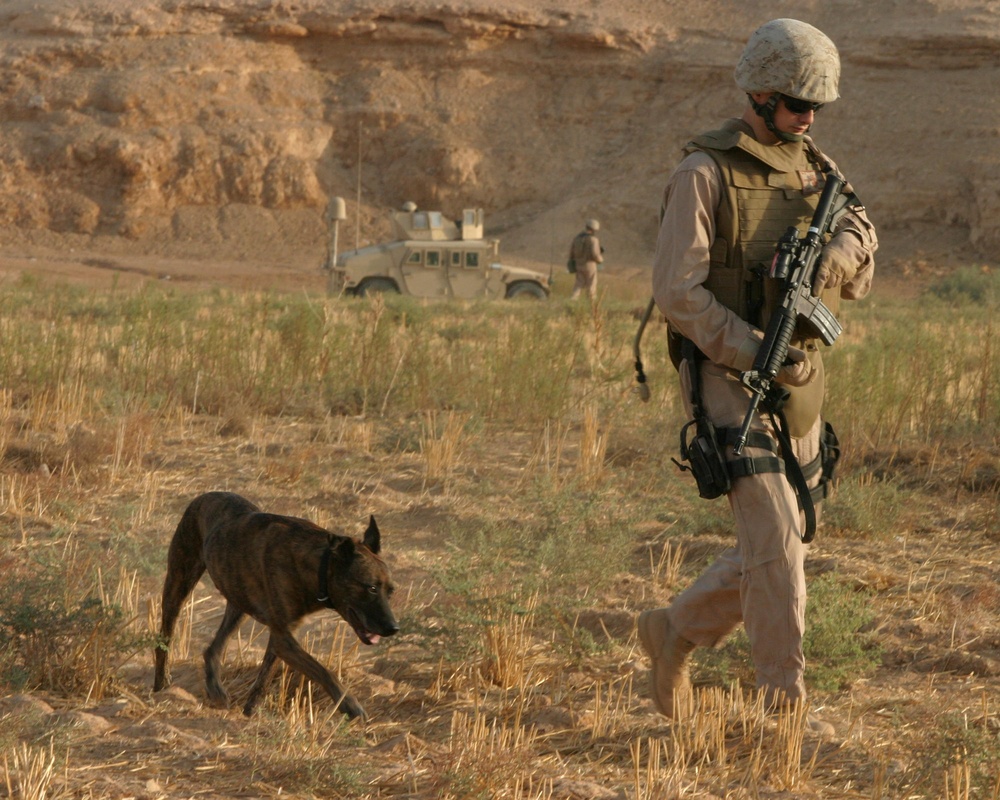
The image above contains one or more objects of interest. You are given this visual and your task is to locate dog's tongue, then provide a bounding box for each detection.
[367,634,381,645]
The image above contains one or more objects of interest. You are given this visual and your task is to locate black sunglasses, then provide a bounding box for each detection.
[780,94,824,115]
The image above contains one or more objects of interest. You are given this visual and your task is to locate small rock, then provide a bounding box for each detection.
[0,694,54,717]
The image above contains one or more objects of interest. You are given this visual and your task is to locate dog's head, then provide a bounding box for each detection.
[327,515,399,645]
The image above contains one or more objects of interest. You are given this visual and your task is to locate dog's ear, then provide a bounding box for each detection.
[363,514,381,554]
[331,535,357,561]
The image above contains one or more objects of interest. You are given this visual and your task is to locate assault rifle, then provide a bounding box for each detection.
[732,172,845,455]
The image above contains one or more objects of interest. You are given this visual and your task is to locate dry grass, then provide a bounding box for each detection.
[420,411,468,490]
[2,742,60,800]
[1,277,999,798]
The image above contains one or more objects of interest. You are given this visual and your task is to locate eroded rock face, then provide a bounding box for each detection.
[0,0,995,268]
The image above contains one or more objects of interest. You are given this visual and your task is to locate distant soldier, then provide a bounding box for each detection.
[568,219,603,300]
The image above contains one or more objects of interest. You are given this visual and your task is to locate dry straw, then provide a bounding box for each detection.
[522,405,609,490]
[480,592,539,691]
[3,741,59,800]
[420,410,468,489]
[635,686,823,793]
[648,537,686,596]
[524,419,568,488]
[577,405,608,487]
[630,736,688,799]
[441,703,540,798]
[588,674,635,742]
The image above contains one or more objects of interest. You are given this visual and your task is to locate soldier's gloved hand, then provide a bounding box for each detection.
[812,232,859,295]
[734,332,816,387]
[776,345,816,387]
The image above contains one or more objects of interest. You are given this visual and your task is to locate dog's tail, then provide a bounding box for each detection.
[153,499,208,691]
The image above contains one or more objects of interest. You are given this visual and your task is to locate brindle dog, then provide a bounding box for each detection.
[153,491,398,720]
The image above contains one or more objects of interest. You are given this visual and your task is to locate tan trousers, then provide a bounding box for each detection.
[571,261,598,299]
[666,358,822,705]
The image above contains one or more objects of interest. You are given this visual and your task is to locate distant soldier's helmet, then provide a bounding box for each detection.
[401,201,418,212]
[734,18,840,104]
[585,219,600,232]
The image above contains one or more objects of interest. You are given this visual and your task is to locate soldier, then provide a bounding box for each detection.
[568,219,604,300]
[638,19,877,736]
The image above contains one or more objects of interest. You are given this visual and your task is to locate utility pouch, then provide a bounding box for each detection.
[567,257,577,274]
[819,420,841,485]
[674,416,732,500]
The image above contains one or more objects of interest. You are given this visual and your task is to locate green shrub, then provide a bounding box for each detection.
[906,712,1000,797]
[803,573,882,691]
[926,265,1000,305]
[0,565,148,698]
[821,473,907,538]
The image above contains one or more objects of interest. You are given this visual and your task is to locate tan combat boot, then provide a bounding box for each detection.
[637,608,696,718]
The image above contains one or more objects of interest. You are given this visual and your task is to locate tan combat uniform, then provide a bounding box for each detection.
[570,231,603,300]
[651,118,877,706]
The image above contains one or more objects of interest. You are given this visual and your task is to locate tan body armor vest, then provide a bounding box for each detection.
[686,119,840,329]
[685,120,840,435]
[571,232,598,264]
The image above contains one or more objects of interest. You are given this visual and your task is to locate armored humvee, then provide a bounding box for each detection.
[328,204,550,300]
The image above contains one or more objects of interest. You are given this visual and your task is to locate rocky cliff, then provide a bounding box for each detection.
[1,0,998,275]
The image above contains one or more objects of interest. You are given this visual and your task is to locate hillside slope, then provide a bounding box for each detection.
[0,0,998,279]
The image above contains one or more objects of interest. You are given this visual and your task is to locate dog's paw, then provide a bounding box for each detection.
[206,687,232,709]
[339,695,366,721]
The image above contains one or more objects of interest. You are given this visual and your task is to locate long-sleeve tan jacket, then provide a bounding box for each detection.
[653,125,877,373]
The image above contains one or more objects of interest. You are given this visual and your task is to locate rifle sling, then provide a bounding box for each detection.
[765,406,818,543]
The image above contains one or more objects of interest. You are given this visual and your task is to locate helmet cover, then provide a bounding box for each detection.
[735,18,840,103]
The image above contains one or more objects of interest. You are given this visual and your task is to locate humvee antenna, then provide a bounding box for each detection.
[355,120,363,249]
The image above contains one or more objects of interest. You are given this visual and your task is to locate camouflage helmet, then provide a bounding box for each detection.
[734,19,840,103]
[585,218,600,232]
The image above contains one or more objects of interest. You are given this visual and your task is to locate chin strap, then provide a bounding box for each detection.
[748,93,806,143]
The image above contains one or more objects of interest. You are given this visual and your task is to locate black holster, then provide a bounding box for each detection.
[673,340,732,499]
[676,416,732,500]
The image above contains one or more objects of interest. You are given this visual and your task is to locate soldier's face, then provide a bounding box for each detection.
[772,93,817,137]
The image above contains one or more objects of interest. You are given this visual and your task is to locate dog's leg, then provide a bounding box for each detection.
[242,637,281,717]
[202,602,245,707]
[154,509,208,692]
[258,627,366,720]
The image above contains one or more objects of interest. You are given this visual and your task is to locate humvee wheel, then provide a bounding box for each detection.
[505,281,547,300]
[356,278,401,297]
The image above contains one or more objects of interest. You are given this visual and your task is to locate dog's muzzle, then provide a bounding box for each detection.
[347,607,399,645]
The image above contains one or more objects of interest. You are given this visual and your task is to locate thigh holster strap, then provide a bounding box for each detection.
[728,455,786,479]
[717,428,785,480]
